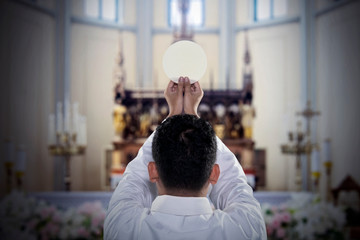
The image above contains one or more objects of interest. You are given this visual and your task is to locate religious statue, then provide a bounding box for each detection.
[240,102,256,139]
[139,113,151,137]
[225,104,242,139]
[113,104,127,140]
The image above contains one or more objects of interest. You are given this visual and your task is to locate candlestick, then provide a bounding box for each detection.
[281,101,320,192]
[49,101,87,191]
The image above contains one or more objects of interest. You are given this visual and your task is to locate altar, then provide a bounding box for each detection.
[30,191,300,209]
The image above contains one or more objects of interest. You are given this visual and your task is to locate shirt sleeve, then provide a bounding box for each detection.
[209,137,267,240]
[103,132,157,240]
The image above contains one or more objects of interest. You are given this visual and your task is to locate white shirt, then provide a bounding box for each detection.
[104,132,267,240]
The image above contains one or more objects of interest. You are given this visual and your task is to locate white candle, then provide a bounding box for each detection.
[323,139,331,162]
[78,116,87,146]
[64,100,71,133]
[4,139,14,163]
[48,114,56,145]
[15,146,26,172]
[56,102,63,133]
[311,150,320,172]
[72,102,79,137]
[82,116,87,145]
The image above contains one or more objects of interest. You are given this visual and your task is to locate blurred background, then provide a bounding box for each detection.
[0,0,359,200]
[1,0,360,239]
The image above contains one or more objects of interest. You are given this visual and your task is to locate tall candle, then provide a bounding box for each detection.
[311,150,320,172]
[72,102,79,137]
[82,116,87,145]
[64,100,71,133]
[56,102,63,133]
[323,139,331,162]
[15,146,26,172]
[48,114,56,145]
[78,116,87,146]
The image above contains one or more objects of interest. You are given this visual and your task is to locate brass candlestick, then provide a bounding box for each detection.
[281,101,320,191]
[48,133,86,191]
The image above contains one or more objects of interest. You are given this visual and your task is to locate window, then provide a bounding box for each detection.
[84,0,120,22]
[254,0,287,22]
[168,0,205,27]
[85,0,98,18]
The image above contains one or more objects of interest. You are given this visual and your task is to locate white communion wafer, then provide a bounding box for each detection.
[162,40,207,84]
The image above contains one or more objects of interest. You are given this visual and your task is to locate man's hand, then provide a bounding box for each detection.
[184,77,203,117]
[164,77,185,118]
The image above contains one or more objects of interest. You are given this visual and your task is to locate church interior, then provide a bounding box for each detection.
[1,0,360,239]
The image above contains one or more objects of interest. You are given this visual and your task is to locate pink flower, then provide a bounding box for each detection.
[77,202,92,215]
[272,219,281,229]
[39,206,57,219]
[281,212,291,223]
[77,201,104,216]
[91,211,106,228]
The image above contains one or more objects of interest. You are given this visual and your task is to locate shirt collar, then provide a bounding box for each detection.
[151,195,213,216]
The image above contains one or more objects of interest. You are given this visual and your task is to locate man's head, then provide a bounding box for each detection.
[149,114,219,196]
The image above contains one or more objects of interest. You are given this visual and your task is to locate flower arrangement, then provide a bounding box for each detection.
[262,194,346,240]
[262,204,297,239]
[0,191,106,240]
[1,191,349,240]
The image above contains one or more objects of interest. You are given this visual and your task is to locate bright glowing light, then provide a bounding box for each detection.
[162,40,207,84]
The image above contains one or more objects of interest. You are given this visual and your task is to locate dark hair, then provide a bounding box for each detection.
[152,114,217,192]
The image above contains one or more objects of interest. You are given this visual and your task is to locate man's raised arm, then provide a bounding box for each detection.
[104,133,156,239]
[104,78,186,239]
[210,139,267,239]
[182,77,266,238]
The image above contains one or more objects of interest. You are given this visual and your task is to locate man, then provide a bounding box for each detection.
[104,77,266,239]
